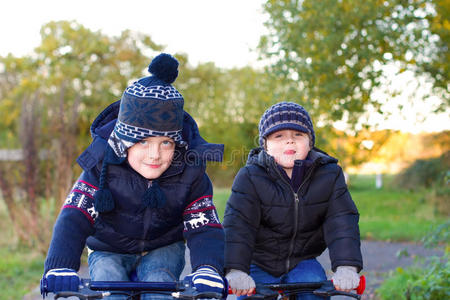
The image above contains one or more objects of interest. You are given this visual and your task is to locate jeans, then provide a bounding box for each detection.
[88,241,186,300]
[238,259,329,300]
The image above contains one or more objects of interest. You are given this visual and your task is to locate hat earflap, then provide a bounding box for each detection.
[142,180,166,209]
[94,147,116,213]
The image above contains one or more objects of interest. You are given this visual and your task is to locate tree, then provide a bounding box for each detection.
[0,21,162,250]
[418,0,450,109]
[178,61,281,184]
[259,0,449,131]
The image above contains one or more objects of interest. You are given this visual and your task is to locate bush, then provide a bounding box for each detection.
[395,152,449,189]
[429,170,450,216]
[376,222,450,300]
[395,152,450,215]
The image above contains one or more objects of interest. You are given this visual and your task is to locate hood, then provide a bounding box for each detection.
[77,101,224,171]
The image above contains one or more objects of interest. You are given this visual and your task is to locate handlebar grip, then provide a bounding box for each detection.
[228,288,254,295]
[356,275,366,295]
[331,274,366,295]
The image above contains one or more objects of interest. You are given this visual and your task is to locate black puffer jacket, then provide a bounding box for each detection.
[224,147,362,277]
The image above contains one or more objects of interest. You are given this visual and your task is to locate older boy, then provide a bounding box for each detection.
[42,54,226,299]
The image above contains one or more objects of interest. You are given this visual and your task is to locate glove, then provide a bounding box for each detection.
[226,269,255,296]
[40,268,80,296]
[331,266,359,291]
[185,266,225,296]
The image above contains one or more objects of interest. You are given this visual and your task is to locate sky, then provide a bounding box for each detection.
[0,0,448,133]
[0,0,267,68]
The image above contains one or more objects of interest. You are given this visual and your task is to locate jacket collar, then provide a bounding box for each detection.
[246,147,337,181]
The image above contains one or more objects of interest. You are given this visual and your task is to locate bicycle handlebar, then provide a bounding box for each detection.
[47,275,366,299]
[228,275,365,300]
[262,274,366,295]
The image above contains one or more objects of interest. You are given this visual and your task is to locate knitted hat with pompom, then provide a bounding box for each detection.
[95,53,184,213]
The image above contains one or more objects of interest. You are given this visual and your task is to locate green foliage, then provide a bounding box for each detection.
[377,223,450,300]
[394,152,450,215]
[419,0,450,108]
[181,64,281,177]
[259,0,449,128]
[395,152,450,189]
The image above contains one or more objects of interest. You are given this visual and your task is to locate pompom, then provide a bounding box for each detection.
[94,188,115,213]
[148,53,179,84]
[142,181,166,208]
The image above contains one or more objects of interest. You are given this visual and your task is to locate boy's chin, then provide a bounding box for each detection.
[138,169,165,180]
[277,162,295,170]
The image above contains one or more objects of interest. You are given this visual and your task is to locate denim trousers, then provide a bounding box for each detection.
[238,258,329,300]
[88,241,186,300]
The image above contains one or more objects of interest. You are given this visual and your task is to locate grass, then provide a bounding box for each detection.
[349,174,446,241]
[0,246,44,300]
[0,199,45,299]
[213,174,447,242]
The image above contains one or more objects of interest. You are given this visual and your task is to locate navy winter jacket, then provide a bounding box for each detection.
[224,147,362,277]
[44,101,225,274]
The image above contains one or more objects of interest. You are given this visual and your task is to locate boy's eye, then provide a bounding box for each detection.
[162,140,174,146]
[139,140,148,145]
[274,134,283,138]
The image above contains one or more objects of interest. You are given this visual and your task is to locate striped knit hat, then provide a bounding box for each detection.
[108,53,186,158]
[95,53,184,213]
[258,102,315,147]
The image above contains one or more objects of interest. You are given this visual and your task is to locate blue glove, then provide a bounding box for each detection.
[40,268,80,297]
[185,266,226,296]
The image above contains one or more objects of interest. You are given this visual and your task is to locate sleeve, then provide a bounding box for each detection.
[323,166,363,272]
[44,171,98,273]
[223,167,261,274]
[183,169,225,274]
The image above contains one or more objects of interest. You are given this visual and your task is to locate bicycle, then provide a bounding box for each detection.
[41,275,366,300]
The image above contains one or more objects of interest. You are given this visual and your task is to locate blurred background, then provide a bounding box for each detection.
[0,0,448,299]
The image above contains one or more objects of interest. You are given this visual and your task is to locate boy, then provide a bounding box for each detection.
[224,102,363,299]
[41,54,226,299]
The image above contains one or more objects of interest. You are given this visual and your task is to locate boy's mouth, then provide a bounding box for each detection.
[284,150,296,155]
[146,163,161,169]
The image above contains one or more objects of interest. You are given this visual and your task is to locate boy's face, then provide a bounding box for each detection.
[266,129,311,175]
[127,136,175,180]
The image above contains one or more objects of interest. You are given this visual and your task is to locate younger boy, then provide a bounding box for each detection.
[224,102,363,299]
[41,54,226,299]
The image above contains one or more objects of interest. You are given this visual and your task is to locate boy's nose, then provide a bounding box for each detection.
[147,145,160,159]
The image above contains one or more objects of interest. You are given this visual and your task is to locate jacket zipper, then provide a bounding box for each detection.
[273,161,317,274]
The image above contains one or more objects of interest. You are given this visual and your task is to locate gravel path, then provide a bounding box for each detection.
[24,240,444,300]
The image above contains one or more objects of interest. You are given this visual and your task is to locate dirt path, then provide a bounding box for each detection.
[24,240,444,300]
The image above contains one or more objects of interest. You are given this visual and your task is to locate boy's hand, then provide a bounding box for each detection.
[41,268,80,296]
[185,266,225,296]
[331,266,359,292]
[225,269,255,297]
